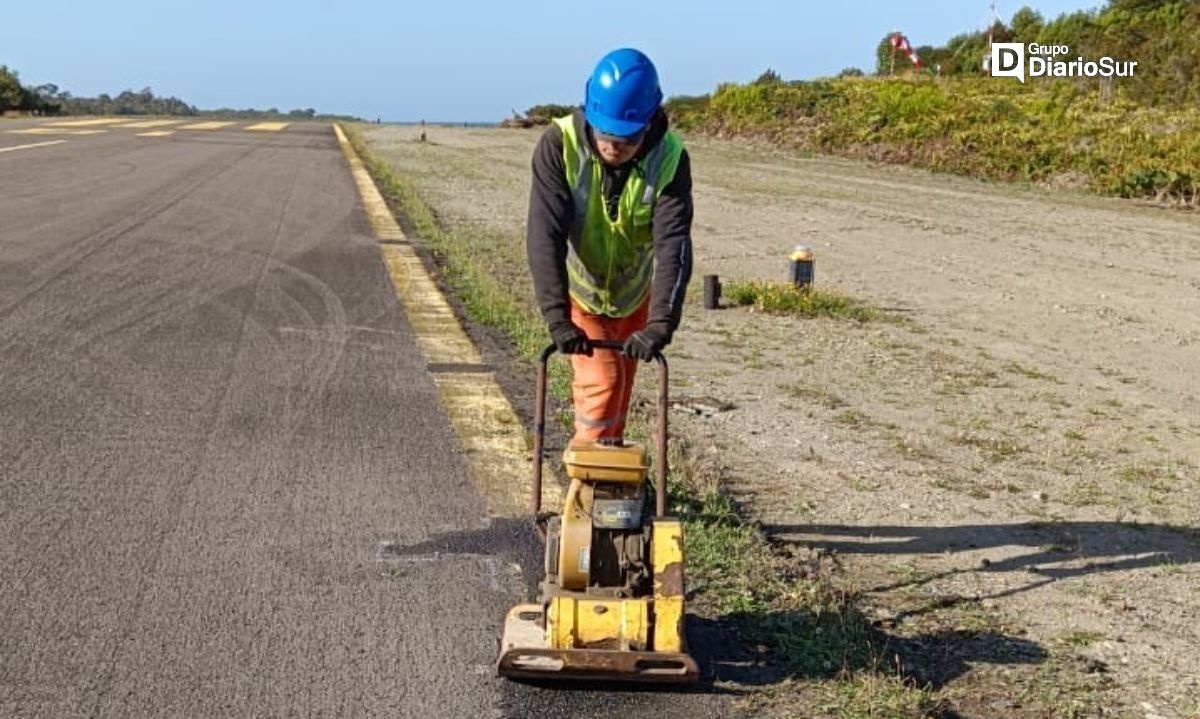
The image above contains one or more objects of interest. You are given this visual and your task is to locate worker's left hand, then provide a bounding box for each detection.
[622,327,669,362]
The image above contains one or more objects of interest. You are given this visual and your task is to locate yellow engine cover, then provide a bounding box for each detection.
[562,439,647,483]
[547,597,650,651]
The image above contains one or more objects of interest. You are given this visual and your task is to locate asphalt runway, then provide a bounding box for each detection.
[0,119,731,718]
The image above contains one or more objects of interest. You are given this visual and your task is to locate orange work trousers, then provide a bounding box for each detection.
[568,295,650,441]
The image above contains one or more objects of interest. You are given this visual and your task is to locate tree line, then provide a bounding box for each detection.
[0,66,356,120]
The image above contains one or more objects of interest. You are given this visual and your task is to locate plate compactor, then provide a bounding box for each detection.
[496,341,699,683]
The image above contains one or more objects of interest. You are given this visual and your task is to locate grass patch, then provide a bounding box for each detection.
[1061,481,1106,507]
[889,431,940,461]
[949,432,1024,463]
[1003,361,1062,383]
[1118,460,1188,486]
[834,409,865,427]
[1060,633,1104,648]
[780,382,848,409]
[724,280,880,322]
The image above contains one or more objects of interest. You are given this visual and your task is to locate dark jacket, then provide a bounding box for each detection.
[525,108,693,339]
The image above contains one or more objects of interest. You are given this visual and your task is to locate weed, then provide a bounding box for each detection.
[889,431,939,461]
[835,409,865,426]
[723,280,880,322]
[950,432,1025,462]
[1056,630,1104,648]
[780,382,848,409]
[1003,361,1062,383]
[1062,481,1106,507]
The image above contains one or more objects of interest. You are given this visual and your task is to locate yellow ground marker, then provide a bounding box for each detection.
[333,123,557,518]
[0,140,67,154]
[9,128,106,136]
[115,119,186,129]
[42,118,128,127]
[245,122,289,132]
[179,121,235,130]
[137,131,175,137]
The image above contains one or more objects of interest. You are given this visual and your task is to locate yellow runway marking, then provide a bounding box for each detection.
[9,128,106,136]
[43,118,128,127]
[333,123,557,518]
[245,122,289,132]
[179,121,235,130]
[115,119,186,128]
[431,372,546,519]
[137,131,175,137]
[0,140,68,154]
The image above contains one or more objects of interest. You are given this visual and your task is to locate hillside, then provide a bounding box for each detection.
[666,1,1200,206]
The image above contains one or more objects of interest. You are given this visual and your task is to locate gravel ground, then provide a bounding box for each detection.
[360,123,1200,719]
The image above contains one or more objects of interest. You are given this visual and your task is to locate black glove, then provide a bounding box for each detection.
[549,322,593,356]
[622,326,669,362]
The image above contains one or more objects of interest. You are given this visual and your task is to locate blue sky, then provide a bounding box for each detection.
[4,1,1098,121]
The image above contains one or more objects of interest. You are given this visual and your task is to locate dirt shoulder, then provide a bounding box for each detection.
[359,124,1200,719]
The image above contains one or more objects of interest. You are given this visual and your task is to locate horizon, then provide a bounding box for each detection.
[4,1,1099,122]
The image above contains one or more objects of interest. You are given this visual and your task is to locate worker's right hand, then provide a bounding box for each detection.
[549,322,594,356]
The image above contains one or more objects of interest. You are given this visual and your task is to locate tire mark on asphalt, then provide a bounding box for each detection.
[80,155,302,719]
[0,143,260,327]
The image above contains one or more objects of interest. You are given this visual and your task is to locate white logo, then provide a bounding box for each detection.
[990,43,1026,81]
[990,42,1137,83]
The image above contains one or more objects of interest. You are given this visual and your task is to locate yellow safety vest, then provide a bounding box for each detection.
[554,114,684,317]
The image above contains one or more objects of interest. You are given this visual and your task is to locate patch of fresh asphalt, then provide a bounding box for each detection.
[0,122,733,717]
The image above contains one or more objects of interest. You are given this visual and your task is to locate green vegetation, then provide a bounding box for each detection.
[780,382,849,410]
[723,281,880,321]
[667,1,1200,205]
[523,103,575,121]
[669,75,1200,205]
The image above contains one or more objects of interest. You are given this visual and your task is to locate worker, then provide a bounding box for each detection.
[526,47,694,441]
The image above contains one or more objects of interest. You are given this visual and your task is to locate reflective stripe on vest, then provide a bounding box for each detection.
[553,114,684,318]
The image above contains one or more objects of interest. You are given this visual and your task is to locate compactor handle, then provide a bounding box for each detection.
[532,341,670,519]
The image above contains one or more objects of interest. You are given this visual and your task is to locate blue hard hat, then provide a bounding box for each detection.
[584,48,663,139]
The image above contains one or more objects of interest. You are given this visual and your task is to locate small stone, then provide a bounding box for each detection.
[980,558,992,568]
[1031,491,1048,502]
[899,503,912,510]
[1081,657,1108,674]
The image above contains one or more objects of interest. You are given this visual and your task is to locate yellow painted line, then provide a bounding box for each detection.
[245,122,289,132]
[137,130,175,137]
[431,373,543,519]
[179,121,235,130]
[115,119,186,128]
[9,128,106,136]
[378,245,481,363]
[0,140,68,154]
[43,118,128,127]
[333,123,558,518]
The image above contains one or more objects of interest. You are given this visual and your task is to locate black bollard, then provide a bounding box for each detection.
[703,274,721,309]
[789,245,814,288]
